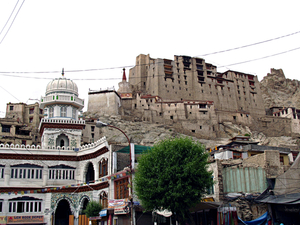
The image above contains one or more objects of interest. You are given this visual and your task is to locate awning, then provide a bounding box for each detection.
[238,212,268,225]
[258,193,300,204]
[116,145,152,154]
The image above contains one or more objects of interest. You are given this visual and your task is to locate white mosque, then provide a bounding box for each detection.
[0,74,113,225]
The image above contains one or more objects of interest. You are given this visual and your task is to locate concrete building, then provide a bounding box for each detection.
[273,107,300,135]
[0,102,43,146]
[87,88,121,116]
[0,75,114,225]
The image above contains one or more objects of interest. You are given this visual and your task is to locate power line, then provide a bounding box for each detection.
[219,46,300,68]
[0,0,20,37]
[0,85,20,101]
[0,0,25,45]
[196,30,300,57]
[0,65,134,74]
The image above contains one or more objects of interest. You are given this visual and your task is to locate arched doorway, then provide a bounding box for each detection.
[85,162,95,183]
[81,198,89,213]
[55,199,72,225]
[56,134,69,147]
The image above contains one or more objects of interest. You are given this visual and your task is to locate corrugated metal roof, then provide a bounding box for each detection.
[116,145,152,154]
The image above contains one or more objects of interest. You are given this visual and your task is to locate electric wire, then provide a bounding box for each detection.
[0,0,20,37]
[1,29,300,75]
[219,46,300,68]
[0,85,20,101]
[197,30,300,57]
[0,0,25,45]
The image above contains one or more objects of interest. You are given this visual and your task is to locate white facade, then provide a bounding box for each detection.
[0,76,112,225]
[0,138,111,225]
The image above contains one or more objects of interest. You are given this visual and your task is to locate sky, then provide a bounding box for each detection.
[0,0,299,118]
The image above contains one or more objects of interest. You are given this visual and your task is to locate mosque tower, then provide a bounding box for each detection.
[39,69,85,149]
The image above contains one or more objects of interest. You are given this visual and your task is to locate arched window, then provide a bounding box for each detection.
[99,191,108,209]
[60,106,67,117]
[60,139,64,147]
[72,108,76,119]
[49,108,54,118]
[99,158,108,178]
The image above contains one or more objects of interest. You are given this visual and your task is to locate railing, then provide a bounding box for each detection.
[41,95,84,106]
[0,137,107,151]
[41,118,85,124]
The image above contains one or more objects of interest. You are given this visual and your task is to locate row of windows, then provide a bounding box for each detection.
[9,201,42,213]
[46,107,76,119]
[49,169,75,180]
[11,169,42,179]
[9,168,77,180]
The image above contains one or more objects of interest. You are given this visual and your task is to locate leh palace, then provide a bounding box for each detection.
[0,54,300,225]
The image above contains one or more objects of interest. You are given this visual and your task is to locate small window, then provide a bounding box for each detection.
[10,106,14,111]
[49,108,54,117]
[29,108,34,114]
[61,106,67,117]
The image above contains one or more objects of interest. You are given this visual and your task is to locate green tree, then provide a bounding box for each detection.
[83,201,103,218]
[134,137,213,224]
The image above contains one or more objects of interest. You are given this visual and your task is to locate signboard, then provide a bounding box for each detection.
[99,209,107,217]
[108,199,128,209]
[7,216,44,224]
[89,216,102,221]
[0,216,7,225]
[120,93,132,99]
[114,206,129,215]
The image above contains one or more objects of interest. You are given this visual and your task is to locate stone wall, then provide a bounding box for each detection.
[87,90,121,116]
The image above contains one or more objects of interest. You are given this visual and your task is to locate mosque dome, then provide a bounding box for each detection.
[45,77,78,96]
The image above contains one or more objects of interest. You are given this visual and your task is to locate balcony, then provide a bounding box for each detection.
[40,94,84,109]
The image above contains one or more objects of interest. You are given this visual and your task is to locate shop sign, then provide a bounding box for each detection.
[0,216,7,225]
[99,209,107,217]
[7,215,44,224]
[108,199,128,209]
[89,216,102,221]
[202,197,215,202]
[114,206,129,215]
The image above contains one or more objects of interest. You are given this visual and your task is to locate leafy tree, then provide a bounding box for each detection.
[134,137,213,224]
[83,200,103,218]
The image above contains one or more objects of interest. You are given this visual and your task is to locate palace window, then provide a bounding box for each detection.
[115,178,129,199]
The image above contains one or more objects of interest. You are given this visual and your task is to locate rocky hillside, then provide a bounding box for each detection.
[83,69,300,150]
[84,113,298,150]
[260,68,300,109]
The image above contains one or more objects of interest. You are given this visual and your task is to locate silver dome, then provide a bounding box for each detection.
[45,77,78,96]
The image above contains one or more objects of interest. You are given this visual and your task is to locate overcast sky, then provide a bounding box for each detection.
[0,1,299,117]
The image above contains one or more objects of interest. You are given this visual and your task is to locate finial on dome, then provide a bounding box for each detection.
[62,68,64,77]
[122,68,126,81]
